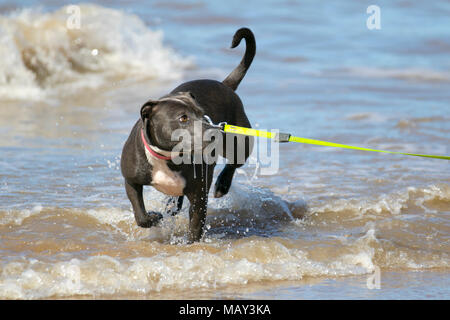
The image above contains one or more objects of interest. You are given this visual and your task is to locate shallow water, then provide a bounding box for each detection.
[0,1,449,299]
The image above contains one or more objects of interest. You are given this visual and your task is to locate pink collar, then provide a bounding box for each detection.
[140,128,172,161]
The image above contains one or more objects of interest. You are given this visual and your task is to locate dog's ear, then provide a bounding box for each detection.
[178,91,196,101]
[140,100,158,121]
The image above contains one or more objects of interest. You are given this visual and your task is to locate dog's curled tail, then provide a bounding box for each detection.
[222,27,256,91]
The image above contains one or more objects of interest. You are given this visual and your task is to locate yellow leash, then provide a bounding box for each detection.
[223,124,450,160]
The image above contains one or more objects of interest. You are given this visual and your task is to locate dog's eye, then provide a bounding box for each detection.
[179,115,189,123]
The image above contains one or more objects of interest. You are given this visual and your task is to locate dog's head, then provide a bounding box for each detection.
[140,92,216,153]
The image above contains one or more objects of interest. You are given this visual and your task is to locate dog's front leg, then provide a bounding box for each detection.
[186,191,208,242]
[185,162,216,242]
[125,179,162,227]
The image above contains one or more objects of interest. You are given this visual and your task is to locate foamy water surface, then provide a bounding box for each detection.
[0,1,449,299]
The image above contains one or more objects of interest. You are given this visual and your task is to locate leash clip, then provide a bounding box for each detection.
[203,115,227,131]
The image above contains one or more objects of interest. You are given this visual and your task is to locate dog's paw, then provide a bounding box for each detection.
[214,179,231,198]
[147,211,163,223]
[214,167,235,198]
[136,212,163,228]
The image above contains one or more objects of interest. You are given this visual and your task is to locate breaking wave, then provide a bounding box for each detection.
[0,4,192,100]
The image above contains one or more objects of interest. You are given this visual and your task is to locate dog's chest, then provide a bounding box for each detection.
[144,149,185,196]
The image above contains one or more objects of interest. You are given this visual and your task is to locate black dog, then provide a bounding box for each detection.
[120,28,255,242]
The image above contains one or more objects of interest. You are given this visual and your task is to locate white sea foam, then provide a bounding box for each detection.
[310,184,450,216]
[0,205,43,226]
[0,4,193,100]
[0,183,448,299]
[0,235,377,299]
[2,224,444,299]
